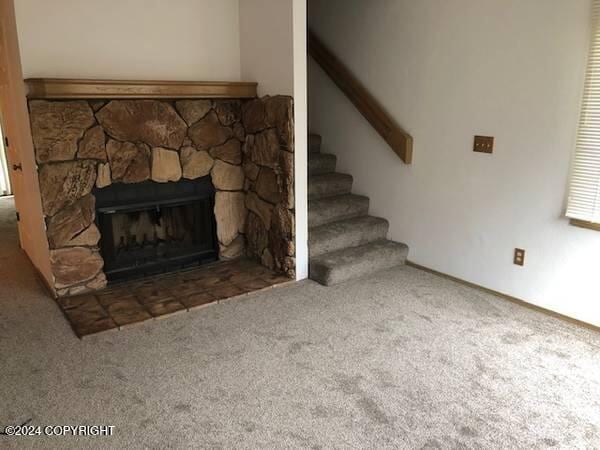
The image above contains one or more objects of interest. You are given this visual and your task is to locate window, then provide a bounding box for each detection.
[567,2,600,227]
[567,0,600,227]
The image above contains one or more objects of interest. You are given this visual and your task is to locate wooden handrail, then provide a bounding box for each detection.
[308,30,413,164]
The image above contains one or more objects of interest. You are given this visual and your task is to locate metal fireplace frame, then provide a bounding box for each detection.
[94,177,219,283]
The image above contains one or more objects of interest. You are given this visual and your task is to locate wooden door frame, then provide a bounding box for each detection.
[0,0,54,294]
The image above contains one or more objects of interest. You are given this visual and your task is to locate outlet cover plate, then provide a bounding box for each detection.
[514,248,525,266]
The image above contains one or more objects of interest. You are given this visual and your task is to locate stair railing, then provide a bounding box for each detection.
[308,30,413,164]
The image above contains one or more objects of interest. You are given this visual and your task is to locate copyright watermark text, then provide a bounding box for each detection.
[2,424,114,437]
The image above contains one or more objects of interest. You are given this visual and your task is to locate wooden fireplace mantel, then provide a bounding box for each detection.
[24,78,258,99]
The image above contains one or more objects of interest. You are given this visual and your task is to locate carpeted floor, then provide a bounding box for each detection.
[1,196,599,449]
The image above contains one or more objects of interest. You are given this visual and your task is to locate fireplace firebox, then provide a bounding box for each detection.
[94,177,218,283]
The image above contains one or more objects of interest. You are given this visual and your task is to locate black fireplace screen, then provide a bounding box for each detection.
[94,177,218,282]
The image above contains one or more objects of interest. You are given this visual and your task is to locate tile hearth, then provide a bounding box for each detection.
[56,258,292,338]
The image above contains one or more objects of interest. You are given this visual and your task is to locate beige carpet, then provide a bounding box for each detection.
[1,196,599,449]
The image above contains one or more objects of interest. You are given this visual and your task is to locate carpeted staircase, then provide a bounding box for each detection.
[308,133,409,285]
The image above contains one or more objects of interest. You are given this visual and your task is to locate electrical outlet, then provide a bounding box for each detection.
[474,135,494,154]
[514,248,525,266]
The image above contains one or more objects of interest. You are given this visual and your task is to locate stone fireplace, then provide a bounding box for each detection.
[29,93,295,297]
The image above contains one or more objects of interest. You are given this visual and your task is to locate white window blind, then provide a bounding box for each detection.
[567,0,600,223]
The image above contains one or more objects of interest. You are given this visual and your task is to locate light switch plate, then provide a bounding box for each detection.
[474,136,494,154]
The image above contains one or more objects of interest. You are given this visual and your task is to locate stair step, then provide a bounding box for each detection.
[310,240,409,286]
[309,153,337,175]
[309,216,389,257]
[309,133,322,153]
[309,194,369,228]
[308,173,353,199]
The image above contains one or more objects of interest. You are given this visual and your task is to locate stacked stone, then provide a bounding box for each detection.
[30,95,295,296]
[172,99,247,260]
[241,96,295,278]
[31,100,107,297]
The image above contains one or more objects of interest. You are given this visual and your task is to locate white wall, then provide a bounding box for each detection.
[309,0,600,326]
[239,0,294,96]
[15,0,241,81]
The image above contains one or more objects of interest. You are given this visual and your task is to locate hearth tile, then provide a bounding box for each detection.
[112,309,153,327]
[146,299,186,317]
[208,262,240,277]
[135,285,176,305]
[73,317,118,338]
[179,271,203,282]
[63,300,118,337]
[234,277,272,293]
[96,290,138,307]
[259,272,293,285]
[154,274,181,289]
[225,269,259,284]
[180,292,216,310]
[209,284,245,301]
[194,274,226,289]
[65,304,107,325]
[176,280,208,297]
[180,266,219,281]
[244,264,276,278]
[105,298,141,314]
[58,294,102,311]
[106,300,152,327]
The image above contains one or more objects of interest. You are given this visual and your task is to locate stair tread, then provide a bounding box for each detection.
[309,172,352,182]
[310,240,409,286]
[308,152,335,161]
[309,194,369,227]
[308,173,353,199]
[308,153,337,175]
[309,216,389,257]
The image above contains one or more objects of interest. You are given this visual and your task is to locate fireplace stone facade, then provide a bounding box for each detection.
[29,96,295,297]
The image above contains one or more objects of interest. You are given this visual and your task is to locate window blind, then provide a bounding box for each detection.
[567,0,600,223]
